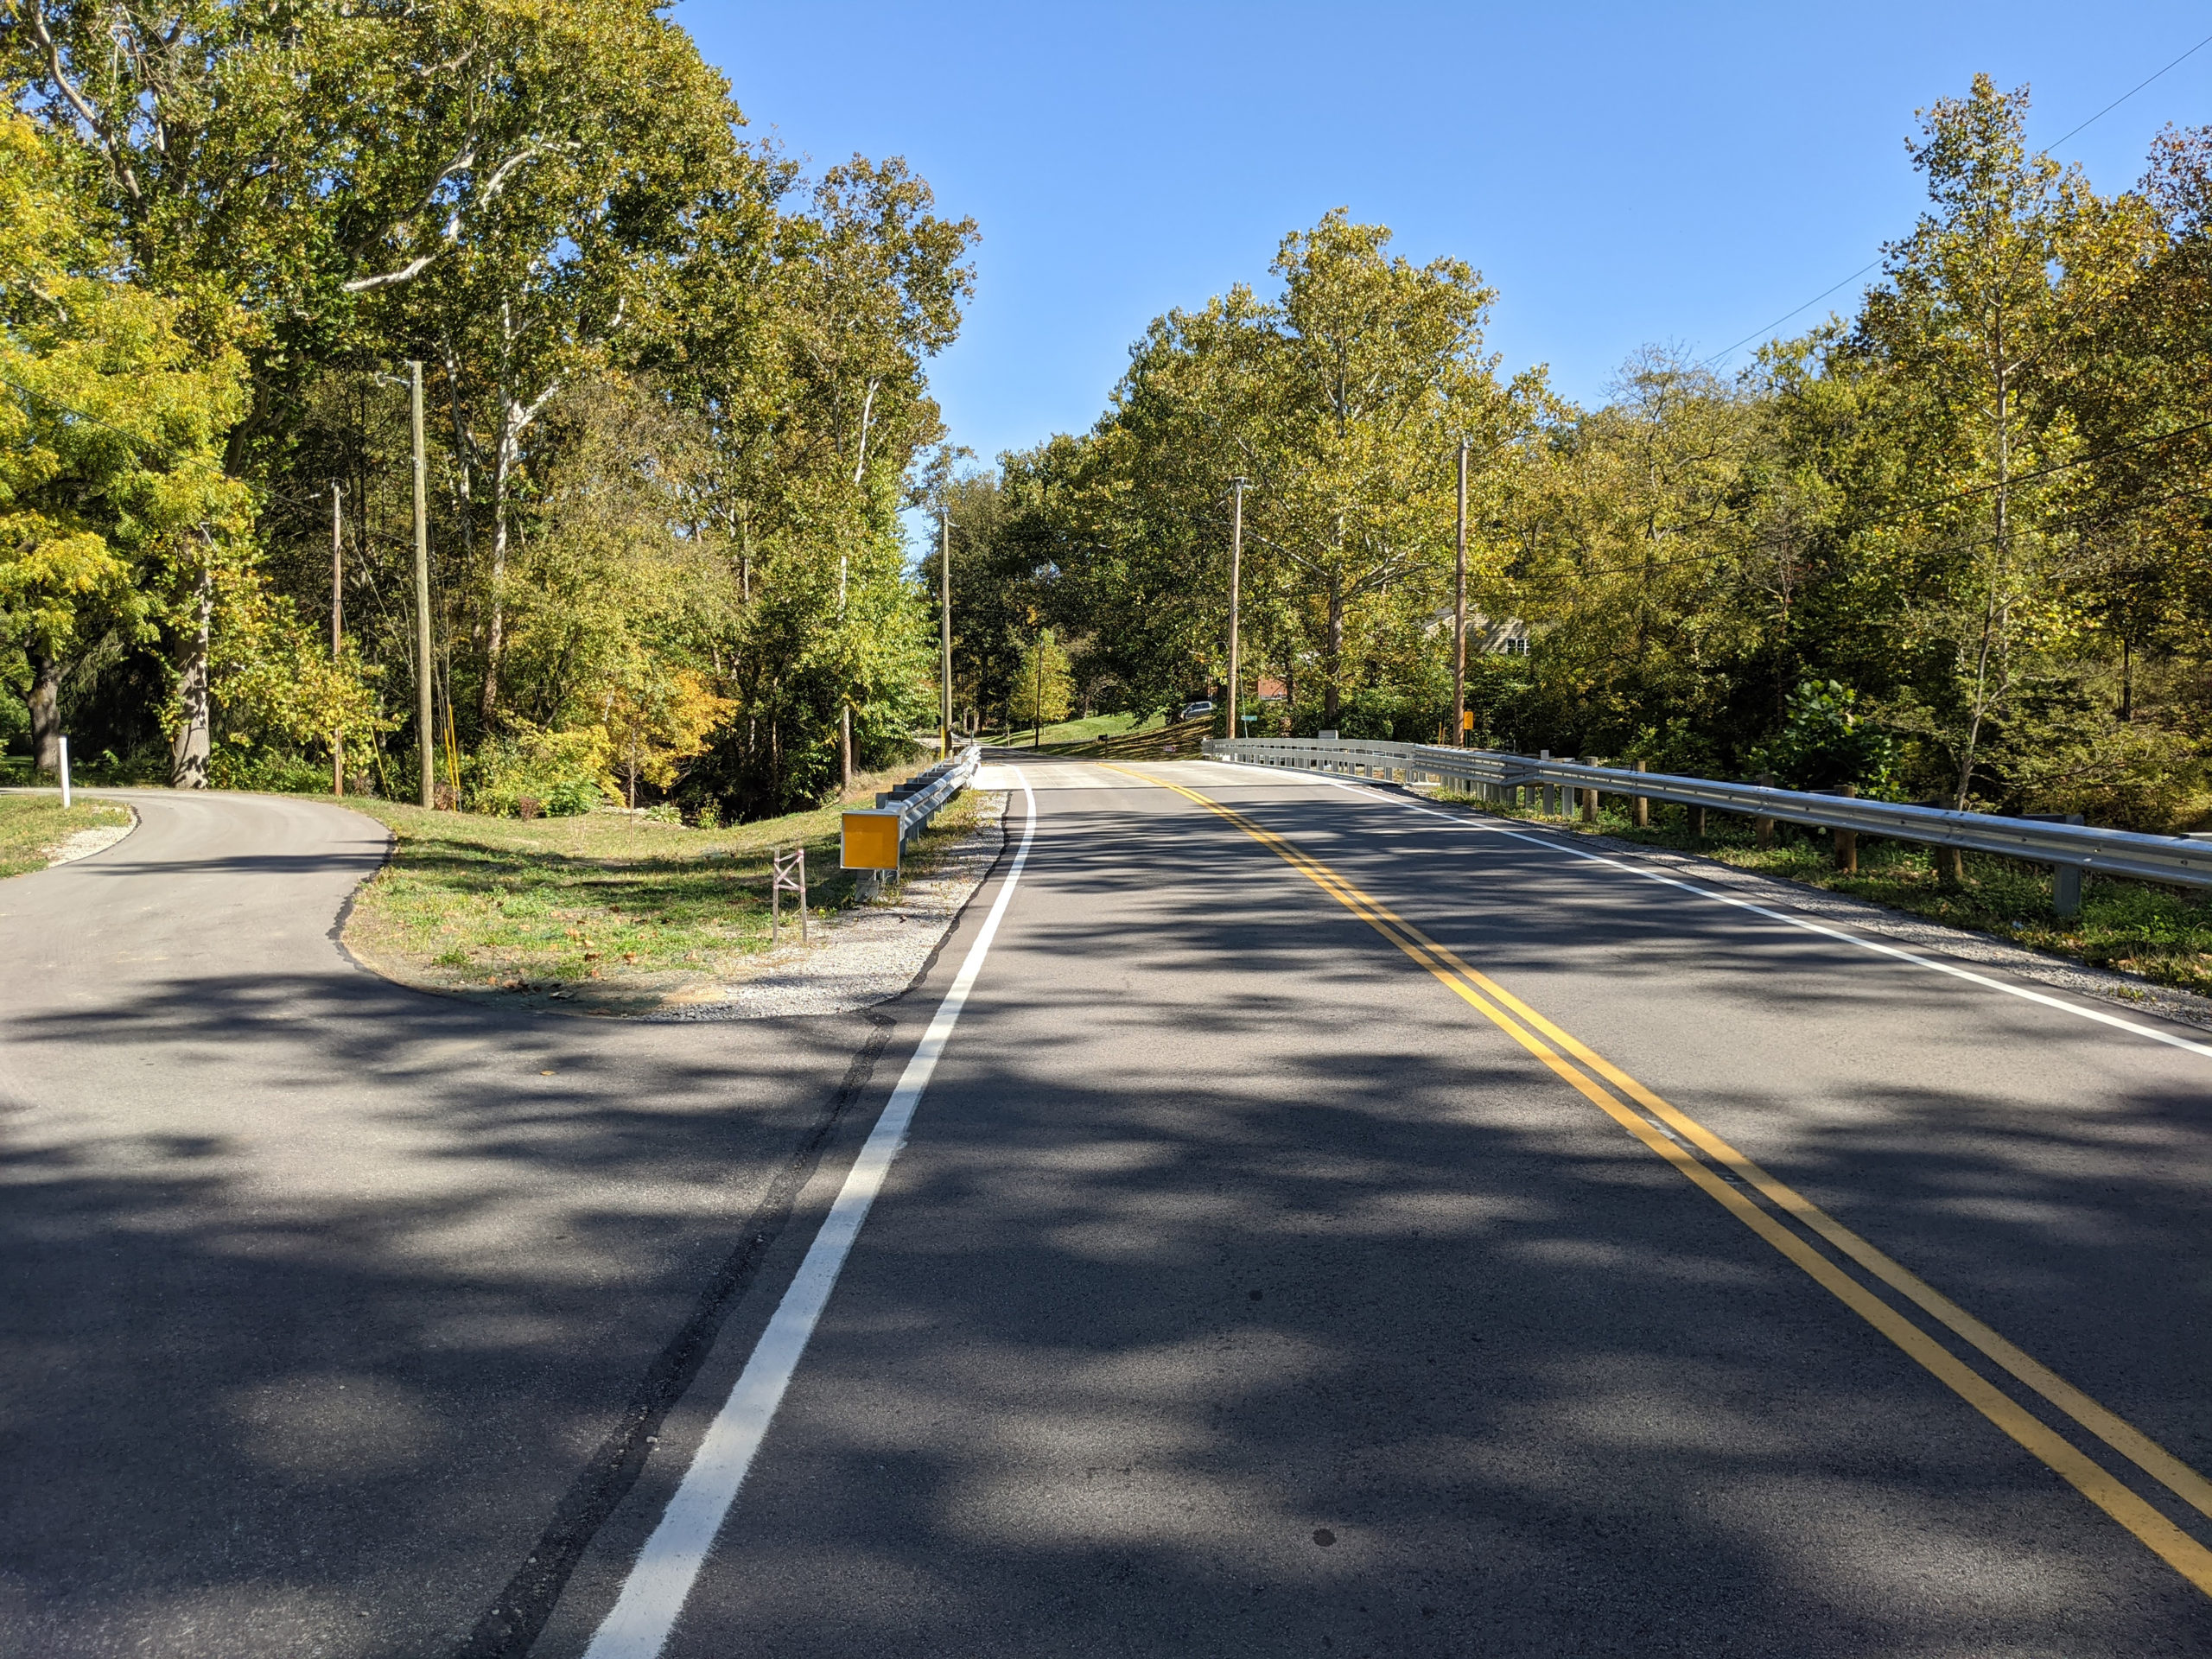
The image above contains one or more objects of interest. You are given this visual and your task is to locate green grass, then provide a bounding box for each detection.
[0,795,135,880]
[982,710,1165,748]
[341,766,993,1012]
[1442,790,2212,999]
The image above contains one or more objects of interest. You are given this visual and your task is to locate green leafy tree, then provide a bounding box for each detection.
[1855,77,2108,818]
[0,113,255,782]
[1007,627,1073,733]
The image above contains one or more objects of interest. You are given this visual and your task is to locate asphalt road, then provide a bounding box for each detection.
[8,765,2212,1657]
[0,789,928,1658]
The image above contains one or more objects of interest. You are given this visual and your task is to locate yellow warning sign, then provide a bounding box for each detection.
[842,810,900,871]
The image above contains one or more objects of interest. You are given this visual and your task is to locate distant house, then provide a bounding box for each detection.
[1473,616,1531,657]
[1428,609,1531,656]
[1255,676,1288,702]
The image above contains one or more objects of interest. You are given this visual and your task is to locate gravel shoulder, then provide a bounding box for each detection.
[45,807,138,866]
[0,791,138,878]
[645,789,1009,1020]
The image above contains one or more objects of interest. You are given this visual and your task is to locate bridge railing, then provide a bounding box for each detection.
[1204,736,2212,903]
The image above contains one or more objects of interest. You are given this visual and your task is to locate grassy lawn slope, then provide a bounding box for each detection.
[0,795,135,880]
[340,769,988,1012]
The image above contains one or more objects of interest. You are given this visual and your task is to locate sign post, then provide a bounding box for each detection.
[771,845,809,943]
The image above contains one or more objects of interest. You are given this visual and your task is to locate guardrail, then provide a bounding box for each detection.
[841,743,981,885]
[1204,735,2212,911]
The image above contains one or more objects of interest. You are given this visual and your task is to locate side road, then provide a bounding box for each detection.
[0,788,973,1659]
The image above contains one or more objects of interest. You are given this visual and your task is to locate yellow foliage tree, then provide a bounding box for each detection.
[601,668,733,809]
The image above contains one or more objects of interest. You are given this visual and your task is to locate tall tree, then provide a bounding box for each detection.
[1855,76,2112,820]
[0,111,255,780]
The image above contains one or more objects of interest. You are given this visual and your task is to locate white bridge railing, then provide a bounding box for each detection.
[1205,736,2212,905]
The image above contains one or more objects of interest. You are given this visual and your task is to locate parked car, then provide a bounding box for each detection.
[1177,700,1215,721]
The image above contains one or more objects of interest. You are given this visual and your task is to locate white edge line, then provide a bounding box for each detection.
[1204,760,2212,1063]
[582,768,1040,1659]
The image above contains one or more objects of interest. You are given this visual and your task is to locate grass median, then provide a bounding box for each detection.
[341,772,988,1013]
[0,795,135,880]
[1446,791,2212,1000]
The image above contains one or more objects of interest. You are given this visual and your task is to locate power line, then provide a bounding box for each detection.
[1910,416,2212,512]
[1698,261,1881,368]
[1700,29,2212,372]
[0,373,181,465]
[2046,28,2212,151]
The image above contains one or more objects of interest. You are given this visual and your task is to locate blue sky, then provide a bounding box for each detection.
[684,2,2212,464]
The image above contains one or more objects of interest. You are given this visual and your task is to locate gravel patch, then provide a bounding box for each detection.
[1478,807,2212,1035]
[643,791,1010,1020]
[48,810,137,867]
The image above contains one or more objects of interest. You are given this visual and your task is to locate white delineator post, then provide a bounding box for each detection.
[59,735,71,809]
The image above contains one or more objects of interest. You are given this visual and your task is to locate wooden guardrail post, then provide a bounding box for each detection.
[1832,784,1858,874]
[1539,750,1556,816]
[1691,804,1707,838]
[1631,760,1649,829]
[1755,772,1776,850]
[1579,755,1597,824]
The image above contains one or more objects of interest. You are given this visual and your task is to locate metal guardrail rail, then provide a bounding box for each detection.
[1204,735,2212,891]
[841,743,981,883]
[877,741,981,845]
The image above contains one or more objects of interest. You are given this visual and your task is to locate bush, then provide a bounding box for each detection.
[207,748,339,795]
[1752,681,1898,794]
[541,778,604,817]
[473,724,614,817]
[0,682,27,752]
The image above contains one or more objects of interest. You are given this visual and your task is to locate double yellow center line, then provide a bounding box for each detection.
[1114,764,2212,1596]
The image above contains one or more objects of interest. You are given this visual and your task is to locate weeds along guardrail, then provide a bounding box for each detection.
[1205,736,2212,918]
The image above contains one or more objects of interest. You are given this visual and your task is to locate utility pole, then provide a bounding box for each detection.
[1227,477,1247,747]
[410,359,434,810]
[1453,435,1469,748]
[938,495,953,758]
[838,553,853,795]
[331,483,344,797]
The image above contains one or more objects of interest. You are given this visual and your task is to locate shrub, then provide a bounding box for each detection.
[1752,681,1899,795]
[473,724,614,817]
[207,748,338,795]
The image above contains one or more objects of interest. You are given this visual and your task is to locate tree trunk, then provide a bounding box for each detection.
[482,410,516,728]
[1322,580,1344,728]
[27,649,61,774]
[1954,331,2012,815]
[840,704,853,794]
[171,567,213,789]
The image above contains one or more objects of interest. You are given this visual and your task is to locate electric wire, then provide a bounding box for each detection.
[0,372,182,464]
[1700,29,2212,372]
